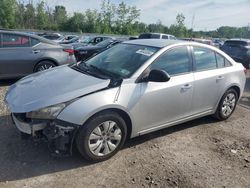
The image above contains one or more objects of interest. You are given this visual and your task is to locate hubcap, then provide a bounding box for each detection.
[37,63,54,71]
[88,121,122,157]
[221,93,236,117]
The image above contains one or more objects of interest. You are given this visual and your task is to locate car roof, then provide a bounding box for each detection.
[226,38,250,42]
[0,30,59,45]
[123,39,183,48]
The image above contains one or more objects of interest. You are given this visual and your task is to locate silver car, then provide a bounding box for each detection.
[5,39,246,162]
[0,30,76,79]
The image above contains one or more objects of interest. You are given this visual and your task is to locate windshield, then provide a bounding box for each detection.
[96,39,113,47]
[78,43,159,78]
[81,37,93,43]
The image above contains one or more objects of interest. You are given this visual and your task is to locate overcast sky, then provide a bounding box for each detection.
[25,0,250,31]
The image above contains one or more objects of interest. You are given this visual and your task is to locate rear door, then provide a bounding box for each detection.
[0,34,42,78]
[191,46,226,113]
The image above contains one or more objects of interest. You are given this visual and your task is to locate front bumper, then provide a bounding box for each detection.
[11,113,79,156]
[12,113,47,135]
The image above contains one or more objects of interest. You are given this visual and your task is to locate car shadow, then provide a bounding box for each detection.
[0,79,18,87]
[124,115,217,149]
[0,114,216,182]
[244,77,250,93]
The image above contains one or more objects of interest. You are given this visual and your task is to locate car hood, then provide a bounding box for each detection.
[5,65,110,113]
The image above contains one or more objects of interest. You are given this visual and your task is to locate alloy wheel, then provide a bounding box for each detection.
[88,121,122,157]
[221,93,236,117]
[37,63,55,71]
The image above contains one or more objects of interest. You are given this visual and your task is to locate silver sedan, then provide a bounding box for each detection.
[5,39,246,162]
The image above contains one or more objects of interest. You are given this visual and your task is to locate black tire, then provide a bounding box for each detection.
[214,89,238,121]
[76,111,127,162]
[34,61,56,72]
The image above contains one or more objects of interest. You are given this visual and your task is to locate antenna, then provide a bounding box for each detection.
[191,12,195,30]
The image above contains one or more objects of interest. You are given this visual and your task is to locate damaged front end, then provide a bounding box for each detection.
[12,112,79,156]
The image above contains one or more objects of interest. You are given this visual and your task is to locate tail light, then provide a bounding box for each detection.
[63,49,75,56]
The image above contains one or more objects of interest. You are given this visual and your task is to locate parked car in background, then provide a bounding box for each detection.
[0,30,76,79]
[220,39,250,69]
[129,36,138,40]
[59,36,80,44]
[212,38,224,48]
[41,33,63,41]
[64,35,79,41]
[71,36,112,49]
[74,39,121,61]
[139,33,176,40]
[5,39,246,162]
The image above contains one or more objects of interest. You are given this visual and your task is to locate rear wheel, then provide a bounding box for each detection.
[34,61,56,72]
[76,111,127,162]
[214,89,238,120]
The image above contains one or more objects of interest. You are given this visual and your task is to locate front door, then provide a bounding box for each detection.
[132,46,194,133]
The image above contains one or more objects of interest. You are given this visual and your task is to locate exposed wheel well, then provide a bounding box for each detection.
[85,108,132,140]
[228,86,240,100]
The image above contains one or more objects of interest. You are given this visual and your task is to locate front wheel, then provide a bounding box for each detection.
[76,111,127,162]
[214,89,238,120]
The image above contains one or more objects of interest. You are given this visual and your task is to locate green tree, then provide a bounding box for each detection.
[64,12,85,32]
[24,3,36,29]
[54,5,67,30]
[36,1,49,29]
[0,0,16,28]
[15,1,25,28]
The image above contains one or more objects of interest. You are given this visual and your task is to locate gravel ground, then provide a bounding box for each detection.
[0,71,249,188]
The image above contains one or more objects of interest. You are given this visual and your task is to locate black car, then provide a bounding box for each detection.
[220,39,250,69]
[74,39,121,61]
[71,36,112,49]
[59,36,80,44]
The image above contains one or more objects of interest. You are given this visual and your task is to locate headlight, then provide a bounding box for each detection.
[26,103,66,119]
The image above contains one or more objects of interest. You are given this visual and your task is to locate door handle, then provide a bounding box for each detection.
[32,50,40,54]
[181,84,192,90]
[216,76,224,81]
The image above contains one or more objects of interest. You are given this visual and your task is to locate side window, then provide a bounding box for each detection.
[193,47,217,71]
[215,53,225,68]
[2,34,30,48]
[95,37,102,43]
[162,35,169,39]
[224,59,232,67]
[31,38,40,46]
[151,46,190,76]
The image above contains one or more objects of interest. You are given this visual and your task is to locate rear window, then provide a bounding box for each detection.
[139,34,160,39]
[2,34,30,48]
[224,41,248,46]
[162,35,169,39]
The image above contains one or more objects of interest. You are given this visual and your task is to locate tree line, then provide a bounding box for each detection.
[0,0,250,39]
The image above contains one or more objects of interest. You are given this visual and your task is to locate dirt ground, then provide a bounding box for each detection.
[0,71,249,188]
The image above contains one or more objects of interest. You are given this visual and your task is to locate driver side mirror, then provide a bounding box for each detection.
[140,69,170,83]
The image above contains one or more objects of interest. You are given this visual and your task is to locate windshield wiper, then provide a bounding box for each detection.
[88,65,117,79]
